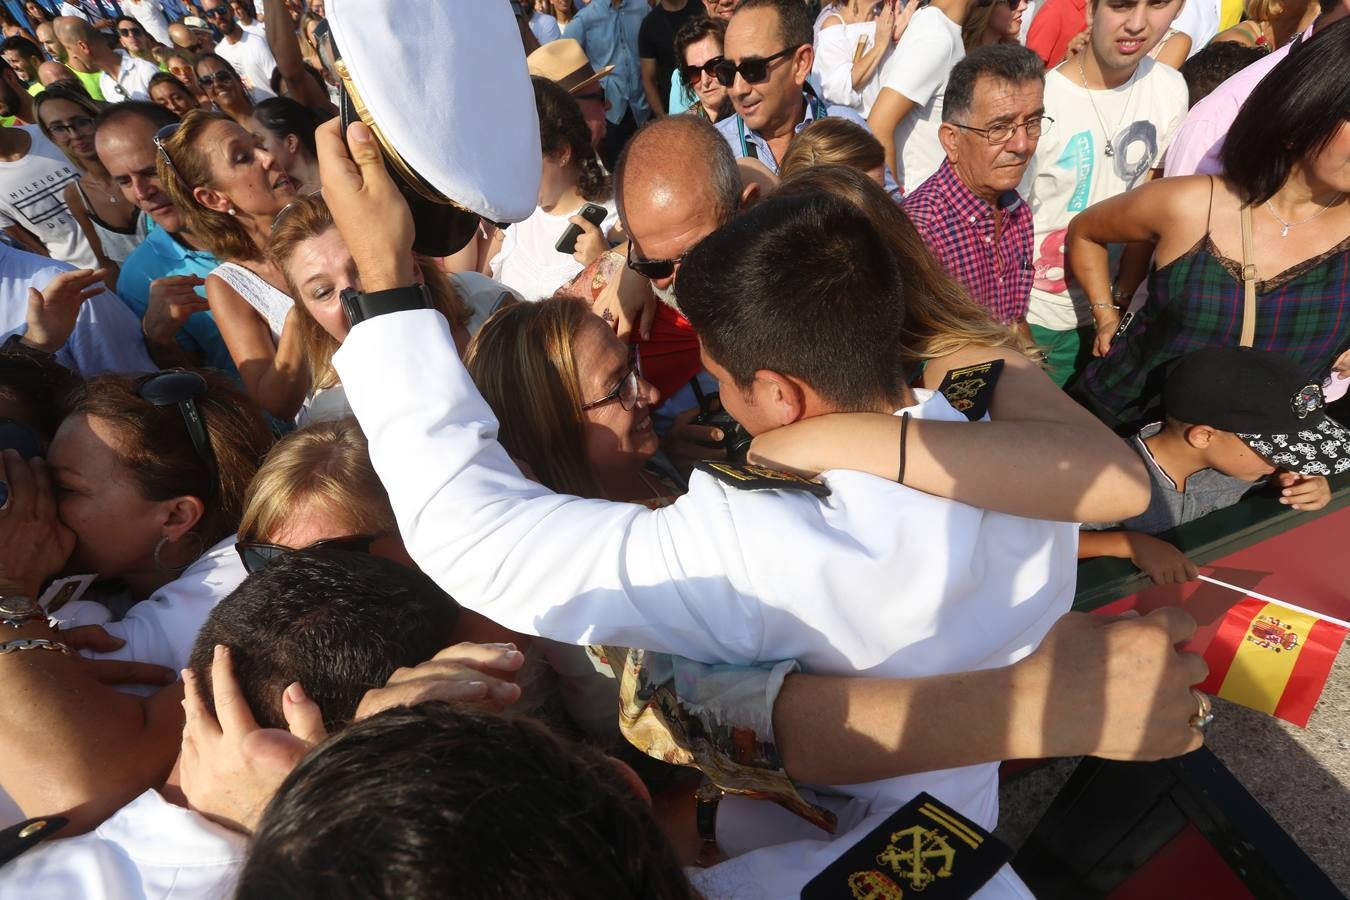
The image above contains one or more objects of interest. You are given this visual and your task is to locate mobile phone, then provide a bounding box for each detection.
[1113,311,1135,340]
[555,203,609,255]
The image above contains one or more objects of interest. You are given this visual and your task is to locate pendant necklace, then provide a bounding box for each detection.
[1077,52,1137,158]
[1264,194,1344,238]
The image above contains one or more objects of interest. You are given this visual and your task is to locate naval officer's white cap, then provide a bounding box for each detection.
[323,0,542,230]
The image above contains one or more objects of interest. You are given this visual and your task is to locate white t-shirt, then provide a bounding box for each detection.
[120,0,172,46]
[1023,60,1187,331]
[214,30,280,98]
[0,244,155,375]
[813,17,887,117]
[58,1,91,21]
[0,127,98,270]
[98,51,160,103]
[0,789,246,899]
[1171,0,1220,58]
[875,6,963,191]
[490,199,619,301]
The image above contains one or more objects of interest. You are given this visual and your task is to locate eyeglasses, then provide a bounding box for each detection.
[135,370,217,497]
[710,46,798,88]
[46,116,95,137]
[952,115,1053,145]
[582,347,643,412]
[680,56,723,87]
[117,26,145,37]
[169,65,195,79]
[626,242,689,280]
[112,81,130,100]
[204,6,232,17]
[153,122,186,185]
[197,69,236,89]
[235,534,380,574]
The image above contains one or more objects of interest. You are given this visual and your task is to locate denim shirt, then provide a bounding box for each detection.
[564,0,650,125]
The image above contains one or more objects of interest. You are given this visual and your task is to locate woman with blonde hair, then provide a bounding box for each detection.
[778,116,887,188]
[157,108,305,421]
[1211,0,1316,50]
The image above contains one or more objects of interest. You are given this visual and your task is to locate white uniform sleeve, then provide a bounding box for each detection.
[813,22,863,110]
[334,310,768,663]
[878,12,953,106]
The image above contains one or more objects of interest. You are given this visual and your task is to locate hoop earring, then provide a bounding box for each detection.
[153,532,206,573]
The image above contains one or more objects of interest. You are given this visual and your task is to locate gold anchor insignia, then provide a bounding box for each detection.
[943,378,984,401]
[876,825,956,890]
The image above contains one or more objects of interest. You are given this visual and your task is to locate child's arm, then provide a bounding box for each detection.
[1079,530,1199,585]
[1276,472,1332,511]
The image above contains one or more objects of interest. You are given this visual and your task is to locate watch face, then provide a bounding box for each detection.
[0,596,38,618]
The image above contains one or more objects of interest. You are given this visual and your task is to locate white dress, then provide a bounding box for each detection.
[813,15,886,116]
[211,261,294,340]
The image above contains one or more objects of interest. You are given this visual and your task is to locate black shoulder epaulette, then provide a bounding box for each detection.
[695,461,831,498]
[802,792,1011,899]
[936,359,1005,421]
[0,815,66,868]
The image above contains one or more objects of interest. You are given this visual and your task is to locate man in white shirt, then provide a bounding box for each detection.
[1020,0,1187,386]
[231,0,268,37]
[54,15,159,102]
[868,0,983,191]
[120,0,172,46]
[204,0,278,95]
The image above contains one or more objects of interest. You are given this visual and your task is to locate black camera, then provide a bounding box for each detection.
[692,388,753,463]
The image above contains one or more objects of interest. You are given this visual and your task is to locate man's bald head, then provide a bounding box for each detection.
[53,16,97,48]
[616,116,740,227]
[168,22,195,48]
[37,60,77,88]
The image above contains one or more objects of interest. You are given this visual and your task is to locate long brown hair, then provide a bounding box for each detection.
[33,84,103,172]
[464,298,604,499]
[268,194,470,391]
[158,108,263,262]
[776,165,1033,368]
[67,370,273,549]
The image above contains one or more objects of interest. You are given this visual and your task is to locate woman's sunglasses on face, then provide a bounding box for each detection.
[197,69,237,89]
[680,57,723,88]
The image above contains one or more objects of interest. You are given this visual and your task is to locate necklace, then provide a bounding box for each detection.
[1077,52,1137,158]
[1264,193,1344,238]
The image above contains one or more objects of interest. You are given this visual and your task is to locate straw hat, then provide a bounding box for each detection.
[527,38,613,96]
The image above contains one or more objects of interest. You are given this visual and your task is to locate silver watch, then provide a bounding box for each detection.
[0,595,43,628]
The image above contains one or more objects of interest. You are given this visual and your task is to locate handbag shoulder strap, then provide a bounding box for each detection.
[1239,203,1258,348]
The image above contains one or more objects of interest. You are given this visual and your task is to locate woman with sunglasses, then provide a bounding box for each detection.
[166,50,211,108]
[961,0,1028,50]
[268,193,514,425]
[486,77,622,302]
[671,14,732,123]
[157,108,307,422]
[194,53,259,124]
[814,0,916,117]
[34,85,147,280]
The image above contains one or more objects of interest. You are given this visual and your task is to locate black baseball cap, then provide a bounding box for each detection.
[1164,348,1350,477]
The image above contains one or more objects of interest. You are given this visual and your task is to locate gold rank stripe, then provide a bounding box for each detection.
[919,804,982,850]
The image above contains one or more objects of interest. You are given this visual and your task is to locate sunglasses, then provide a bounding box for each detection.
[46,116,95,137]
[197,69,237,88]
[235,534,380,574]
[626,242,687,280]
[117,26,145,37]
[205,6,232,17]
[710,46,798,88]
[153,122,186,185]
[582,347,643,412]
[135,370,217,497]
[680,56,723,87]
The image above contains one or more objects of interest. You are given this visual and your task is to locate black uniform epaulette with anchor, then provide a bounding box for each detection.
[801,792,1011,899]
[936,359,1005,422]
[0,815,66,868]
[695,461,831,498]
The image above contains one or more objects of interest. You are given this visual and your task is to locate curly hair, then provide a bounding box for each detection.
[532,75,610,202]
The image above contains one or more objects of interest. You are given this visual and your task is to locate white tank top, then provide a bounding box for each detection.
[211,261,293,340]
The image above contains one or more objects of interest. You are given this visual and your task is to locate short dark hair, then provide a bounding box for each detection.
[734,0,814,49]
[94,98,179,135]
[252,96,319,158]
[677,191,909,409]
[1179,42,1267,107]
[114,15,140,30]
[1222,17,1350,205]
[237,704,699,900]
[943,44,1044,123]
[187,550,460,732]
[0,347,79,440]
[0,35,40,63]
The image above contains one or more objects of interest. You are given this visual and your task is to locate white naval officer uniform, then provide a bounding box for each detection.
[334,309,1079,899]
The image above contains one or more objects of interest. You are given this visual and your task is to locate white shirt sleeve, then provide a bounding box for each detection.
[812,20,863,109]
[878,10,954,106]
[333,309,768,663]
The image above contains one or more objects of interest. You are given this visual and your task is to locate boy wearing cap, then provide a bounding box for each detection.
[1081,348,1346,584]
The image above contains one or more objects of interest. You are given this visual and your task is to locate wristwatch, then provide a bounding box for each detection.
[0,595,44,629]
[340,283,433,328]
[695,778,725,857]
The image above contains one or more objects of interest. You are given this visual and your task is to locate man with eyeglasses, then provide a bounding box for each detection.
[54,15,159,102]
[712,0,871,174]
[115,16,159,68]
[121,0,173,47]
[904,45,1046,337]
[203,0,279,99]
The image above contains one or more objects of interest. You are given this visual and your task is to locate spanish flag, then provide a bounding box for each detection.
[1196,595,1348,728]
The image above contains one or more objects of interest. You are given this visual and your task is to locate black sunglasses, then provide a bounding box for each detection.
[197,69,236,88]
[235,534,379,574]
[204,6,232,16]
[117,26,145,37]
[680,56,723,87]
[711,46,798,88]
[136,370,217,497]
[626,242,687,280]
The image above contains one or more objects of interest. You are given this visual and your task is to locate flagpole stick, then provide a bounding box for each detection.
[1197,574,1350,630]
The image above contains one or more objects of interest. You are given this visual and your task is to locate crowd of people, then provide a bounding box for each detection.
[0,0,1346,896]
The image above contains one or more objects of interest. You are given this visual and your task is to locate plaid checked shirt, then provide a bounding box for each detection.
[904,160,1035,325]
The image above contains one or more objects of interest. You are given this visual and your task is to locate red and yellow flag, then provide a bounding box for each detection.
[1196,596,1348,728]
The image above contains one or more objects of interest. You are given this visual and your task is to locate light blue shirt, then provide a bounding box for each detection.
[668,69,692,116]
[564,0,649,126]
[115,224,237,377]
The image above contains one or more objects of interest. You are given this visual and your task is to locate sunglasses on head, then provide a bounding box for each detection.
[135,370,217,498]
[710,45,798,88]
[626,242,687,280]
[197,69,236,88]
[680,56,723,87]
[235,534,381,575]
[153,122,186,184]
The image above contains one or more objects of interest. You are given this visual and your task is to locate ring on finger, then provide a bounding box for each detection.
[1188,688,1214,731]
